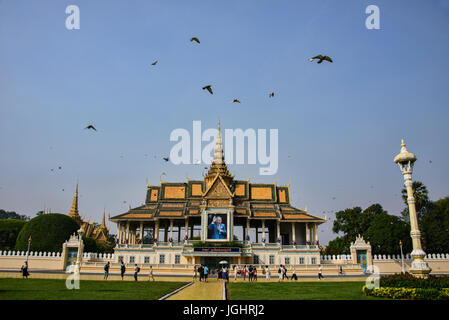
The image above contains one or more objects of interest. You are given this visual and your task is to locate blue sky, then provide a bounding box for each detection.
[1,0,449,244]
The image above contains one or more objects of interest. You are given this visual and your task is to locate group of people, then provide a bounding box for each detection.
[103,261,155,281]
[193,264,209,282]
[277,264,299,281]
[234,265,260,282]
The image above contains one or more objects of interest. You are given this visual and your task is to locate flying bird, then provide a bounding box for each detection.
[58,166,62,170]
[269,92,274,98]
[429,160,432,164]
[151,60,158,66]
[190,37,200,44]
[309,55,333,64]
[163,157,169,162]
[232,99,241,103]
[85,125,97,131]
[202,85,213,94]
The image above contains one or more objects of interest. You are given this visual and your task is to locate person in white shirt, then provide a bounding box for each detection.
[291,267,298,280]
[265,266,270,281]
[318,264,324,280]
[234,265,239,281]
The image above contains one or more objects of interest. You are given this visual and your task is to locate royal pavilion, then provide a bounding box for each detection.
[109,122,326,270]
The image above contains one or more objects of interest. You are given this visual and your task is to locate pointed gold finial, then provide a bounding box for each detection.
[185,173,191,182]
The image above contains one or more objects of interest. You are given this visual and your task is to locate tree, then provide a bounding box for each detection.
[324,236,351,255]
[15,214,79,252]
[82,236,98,253]
[420,197,449,253]
[365,214,412,255]
[332,204,386,241]
[0,219,27,250]
[329,204,410,254]
[400,181,430,222]
[0,209,30,221]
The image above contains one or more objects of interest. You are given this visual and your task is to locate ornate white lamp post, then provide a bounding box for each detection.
[394,140,431,278]
[75,228,84,272]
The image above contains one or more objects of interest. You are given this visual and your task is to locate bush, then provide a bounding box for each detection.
[0,219,27,250]
[363,285,449,300]
[15,214,80,252]
[380,273,449,290]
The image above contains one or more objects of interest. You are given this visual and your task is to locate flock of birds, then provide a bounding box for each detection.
[81,38,334,167]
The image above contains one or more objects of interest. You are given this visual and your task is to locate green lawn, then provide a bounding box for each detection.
[227,281,386,300]
[0,278,187,300]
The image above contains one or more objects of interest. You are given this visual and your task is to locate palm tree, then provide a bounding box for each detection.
[401,181,430,222]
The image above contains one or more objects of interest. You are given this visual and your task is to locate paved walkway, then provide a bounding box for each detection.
[167,280,223,300]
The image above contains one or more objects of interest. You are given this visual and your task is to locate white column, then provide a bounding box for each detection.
[262,220,266,243]
[118,222,122,244]
[185,219,189,241]
[306,223,310,245]
[126,221,130,244]
[140,221,144,243]
[155,220,160,241]
[314,224,318,244]
[169,219,174,241]
[276,220,281,243]
[292,222,296,245]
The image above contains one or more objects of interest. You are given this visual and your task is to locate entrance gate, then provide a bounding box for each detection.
[356,250,367,273]
[66,248,78,271]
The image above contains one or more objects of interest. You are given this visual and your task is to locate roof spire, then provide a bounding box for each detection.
[213,119,224,165]
[100,207,106,229]
[68,181,82,225]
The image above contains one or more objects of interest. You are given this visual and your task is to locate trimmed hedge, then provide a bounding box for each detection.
[362,285,449,300]
[380,273,449,290]
[15,214,79,252]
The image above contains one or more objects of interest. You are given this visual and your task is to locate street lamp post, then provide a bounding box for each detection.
[25,236,31,264]
[399,240,405,274]
[394,139,431,278]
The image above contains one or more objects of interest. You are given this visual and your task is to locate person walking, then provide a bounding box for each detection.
[21,261,29,279]
[265,266,270,281]
[204,265,209,282]
[104,261,110,280]
[198,265,204,282]
[120,261,126,280]
[291,267,298,281]
[148,266,155,281]
[222,267,228,282]
[282,265,289,280]
[253,267,258,281]
[248,265,253,282]
[242,265,247,282]
[193,265,198,281]
[318,264,324,280]
[233,265,239,282]
[134,264,140,281]
[338,265,343,276]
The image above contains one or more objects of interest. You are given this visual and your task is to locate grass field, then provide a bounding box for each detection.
[0,278,187,300]
[227,281,386,300]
